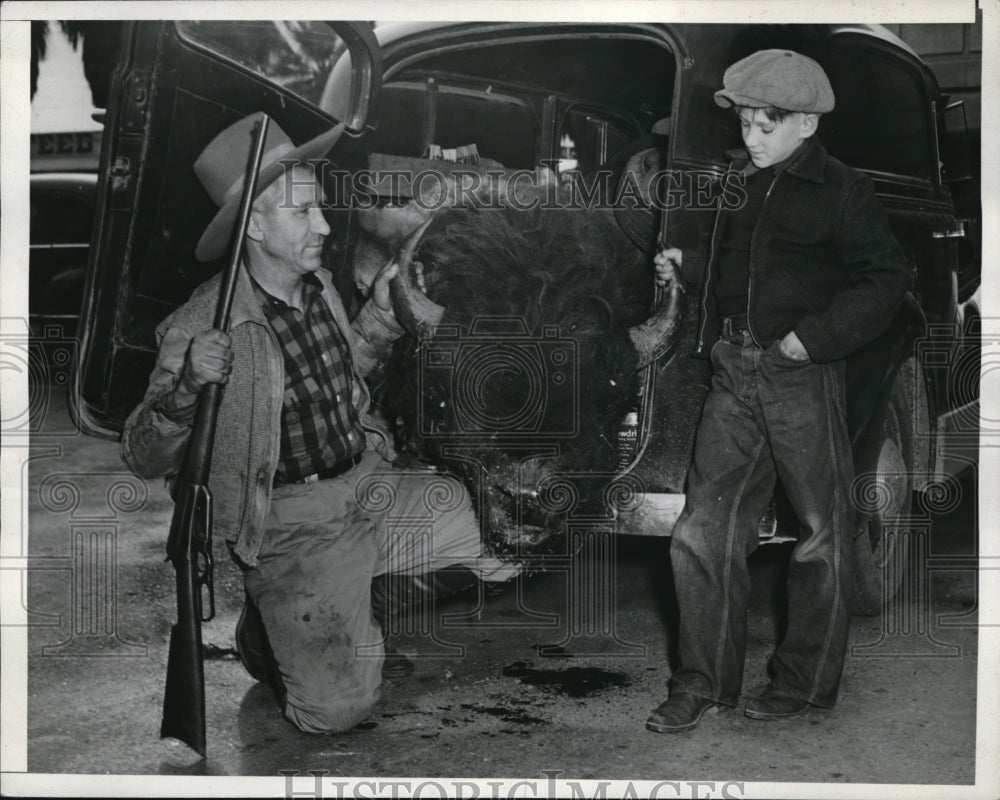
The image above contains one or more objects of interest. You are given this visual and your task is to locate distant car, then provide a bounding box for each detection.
[29,171,96,339]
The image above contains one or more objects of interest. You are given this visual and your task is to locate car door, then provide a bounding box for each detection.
[814,30,964,451]
[73,20,382,438]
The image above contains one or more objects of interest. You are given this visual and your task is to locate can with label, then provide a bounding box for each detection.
[617,410,639,471]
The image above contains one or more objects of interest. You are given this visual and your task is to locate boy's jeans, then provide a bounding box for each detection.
[669,335,854,708]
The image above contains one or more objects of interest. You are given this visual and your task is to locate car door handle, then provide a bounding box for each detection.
[110,157,131,193]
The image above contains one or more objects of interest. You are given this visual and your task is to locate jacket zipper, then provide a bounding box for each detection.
[746,170,780,346]
[696,168,731,352]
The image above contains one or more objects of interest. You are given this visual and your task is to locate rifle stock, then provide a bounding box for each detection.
[160,115,271,756]
[161,478,212,754]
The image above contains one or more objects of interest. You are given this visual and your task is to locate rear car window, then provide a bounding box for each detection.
[374,83,538,168]
[401,37,673,123]
[820,46,935,181]
[375,34,674,172]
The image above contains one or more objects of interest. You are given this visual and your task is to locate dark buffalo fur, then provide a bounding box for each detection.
[380,203,654,556]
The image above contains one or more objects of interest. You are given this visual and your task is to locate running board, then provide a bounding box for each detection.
[615,493,793,543]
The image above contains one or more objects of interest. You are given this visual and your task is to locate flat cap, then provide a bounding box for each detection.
[714,49,835,113]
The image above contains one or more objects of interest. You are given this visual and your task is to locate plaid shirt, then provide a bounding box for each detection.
[252,272,365,483]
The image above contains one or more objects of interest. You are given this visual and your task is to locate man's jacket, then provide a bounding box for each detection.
[121,266,402,567]
[695,136,911,363]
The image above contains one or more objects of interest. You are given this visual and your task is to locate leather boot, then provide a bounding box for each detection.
[370,565,482,676]
[369,575,419,679]
[371,565,481,632]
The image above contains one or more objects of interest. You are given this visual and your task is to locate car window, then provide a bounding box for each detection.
[30,190,93,246]
[558,107,636,176]
[397,37,673,125]
[175,21,348,109]
[373,83,537,168]
[820,44,935,181]
[369,34,672,173]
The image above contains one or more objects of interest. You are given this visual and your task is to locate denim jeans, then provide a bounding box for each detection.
[669,335,854,708]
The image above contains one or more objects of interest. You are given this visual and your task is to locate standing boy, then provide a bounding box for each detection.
[647,50,910,732]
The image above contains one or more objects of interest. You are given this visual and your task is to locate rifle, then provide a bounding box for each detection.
[160,113,271,757]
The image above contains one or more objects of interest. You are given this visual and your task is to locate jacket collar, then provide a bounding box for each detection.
[229,263,340,328]
[229,264,269,329]
[725,135,827,184]
[785,135,827,184]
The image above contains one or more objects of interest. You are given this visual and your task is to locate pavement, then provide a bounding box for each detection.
[18,381,981,786]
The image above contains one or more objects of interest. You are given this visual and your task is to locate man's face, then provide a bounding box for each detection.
[738,108,814,169]
[251,165,330,275]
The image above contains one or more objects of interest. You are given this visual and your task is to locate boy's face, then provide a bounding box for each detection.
[738,108,817,169]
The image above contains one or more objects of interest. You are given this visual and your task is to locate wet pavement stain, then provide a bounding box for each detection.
[502,661,630,697]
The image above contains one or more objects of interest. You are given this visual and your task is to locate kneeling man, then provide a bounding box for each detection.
[123,114,515,733]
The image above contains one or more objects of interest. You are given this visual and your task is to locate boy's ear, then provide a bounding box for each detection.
[799,113,820,139]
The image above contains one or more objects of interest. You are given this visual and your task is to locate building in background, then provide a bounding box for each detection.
[884,15,982,232]
[884,17,983,132]
[30,22,122,171]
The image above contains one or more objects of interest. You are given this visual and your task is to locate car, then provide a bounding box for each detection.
[73,20,980,614]
[29,171,96,340]
[19,172,95,410]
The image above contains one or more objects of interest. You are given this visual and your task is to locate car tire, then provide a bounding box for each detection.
[848,379,913,616]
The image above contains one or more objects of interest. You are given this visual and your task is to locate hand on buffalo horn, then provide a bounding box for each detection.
[387,219,446,336]
[654,247,684,289]
[372,259,400,312]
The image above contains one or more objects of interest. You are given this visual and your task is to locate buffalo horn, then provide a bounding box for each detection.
[388,219,446,336]
[629,280,686,370]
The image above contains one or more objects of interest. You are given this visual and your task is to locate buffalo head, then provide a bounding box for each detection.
[382,200,685,557]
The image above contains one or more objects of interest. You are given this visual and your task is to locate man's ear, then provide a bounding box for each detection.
[246,209,264,242]
[799,113,819,139]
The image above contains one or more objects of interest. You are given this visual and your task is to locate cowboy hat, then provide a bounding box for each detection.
[194,112,345,262]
